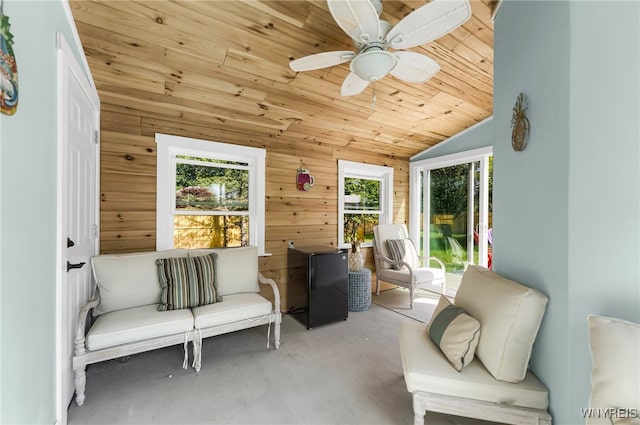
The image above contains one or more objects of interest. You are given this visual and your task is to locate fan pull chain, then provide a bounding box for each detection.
[371,80,377,109]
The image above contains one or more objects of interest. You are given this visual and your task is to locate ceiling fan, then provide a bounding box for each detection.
[289,0,471,104]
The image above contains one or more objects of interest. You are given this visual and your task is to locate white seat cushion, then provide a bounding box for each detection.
[189,246,259,296]
[92,249,189,315]
[86,304,194,350]
[454,266,548,383]
[378,267,445,284]
[192,293,272,328]
[399,321,549,410]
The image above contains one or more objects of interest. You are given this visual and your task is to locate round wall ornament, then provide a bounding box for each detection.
[511,92,529,152]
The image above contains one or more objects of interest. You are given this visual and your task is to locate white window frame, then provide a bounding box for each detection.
[409,146,492,266]
[338,160,394,249]
[156,133,267,255]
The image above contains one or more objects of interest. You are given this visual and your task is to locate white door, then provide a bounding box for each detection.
[409,148,492,294]
[56,34,100,423]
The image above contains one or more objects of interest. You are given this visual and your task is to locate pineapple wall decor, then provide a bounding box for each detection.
[511,93,529,152]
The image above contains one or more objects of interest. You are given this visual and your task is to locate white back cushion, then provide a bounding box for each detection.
[587,315,640,425]
[92,249,188,315]
[454,265,548,383]
[189,245,259,296]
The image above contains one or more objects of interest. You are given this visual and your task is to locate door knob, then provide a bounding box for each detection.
[67,261,86,272]
[67,238,75,248]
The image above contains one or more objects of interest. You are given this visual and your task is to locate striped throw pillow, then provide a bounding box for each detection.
[156,253,222,311]
[427,295,480,371]
[385,238,419,270]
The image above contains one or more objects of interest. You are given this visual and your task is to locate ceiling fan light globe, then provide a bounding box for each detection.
[350,51,398,82]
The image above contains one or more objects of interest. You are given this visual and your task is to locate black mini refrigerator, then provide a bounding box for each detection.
[287,247,349,329]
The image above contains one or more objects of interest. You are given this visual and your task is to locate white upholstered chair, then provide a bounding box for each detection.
[372,224,446,309]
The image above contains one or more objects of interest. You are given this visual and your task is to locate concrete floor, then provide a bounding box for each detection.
[68,302,499,425]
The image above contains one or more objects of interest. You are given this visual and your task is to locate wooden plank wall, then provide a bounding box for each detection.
[100,110,407,309]
[67,0,489,310]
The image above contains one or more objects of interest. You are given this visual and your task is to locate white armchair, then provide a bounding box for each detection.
[372,224,446,309]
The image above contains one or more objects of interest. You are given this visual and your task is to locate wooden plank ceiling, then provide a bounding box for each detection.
[70,0,494,160]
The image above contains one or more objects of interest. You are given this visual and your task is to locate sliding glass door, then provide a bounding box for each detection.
[410,148,493,292]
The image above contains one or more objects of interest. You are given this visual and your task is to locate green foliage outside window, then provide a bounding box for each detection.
[344,177,381,250]
[174,156,250,249]
[344,177,380,210]
[175,156,249,212]
[429,157,493,218]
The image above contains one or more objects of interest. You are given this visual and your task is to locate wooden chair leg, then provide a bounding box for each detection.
[274,315,281,349]
[412,393,427,425]
[409,286,415,309]
[74,366,87,406]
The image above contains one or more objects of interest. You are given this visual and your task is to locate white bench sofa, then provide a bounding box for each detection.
[72,245,281,406]
[399,265,552,425]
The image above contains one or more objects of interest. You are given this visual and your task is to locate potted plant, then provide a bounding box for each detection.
[344,215,365,271]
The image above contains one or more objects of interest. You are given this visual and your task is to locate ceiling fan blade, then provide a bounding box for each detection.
[386,0,471,50]
[341,72,370,96]
[327,0,380,45]
[390,51,440,83]
[290,51,356,72]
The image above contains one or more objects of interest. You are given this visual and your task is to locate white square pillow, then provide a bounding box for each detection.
[454,265,548,383]
[587,315,640,425]
[427,295,480,371]
[189,245,259,296]
[92,249,189,315]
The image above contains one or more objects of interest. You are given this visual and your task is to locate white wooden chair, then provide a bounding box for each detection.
[372,224,446,309]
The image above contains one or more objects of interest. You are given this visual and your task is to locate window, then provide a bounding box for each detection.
[156,133,266,255]
[409,147,493,279]
[338,160,394,249]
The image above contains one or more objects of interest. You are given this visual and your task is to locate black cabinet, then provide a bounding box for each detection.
[287,247,349,329]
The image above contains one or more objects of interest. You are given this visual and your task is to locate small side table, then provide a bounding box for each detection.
[348,268,372,312]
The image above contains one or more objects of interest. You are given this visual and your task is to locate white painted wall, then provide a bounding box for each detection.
[567,1,640,420]
[493,1,572,422]
[0,1,87,423]
[493,1,639,424]
[411,117,494,161]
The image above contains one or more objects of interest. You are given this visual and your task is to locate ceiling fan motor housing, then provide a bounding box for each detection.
[352,20,392,51]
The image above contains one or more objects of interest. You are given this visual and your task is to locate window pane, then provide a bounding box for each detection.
[344,177,380,211]
[430,163,471,274]
[344,213,379,245]
[174,215,249,249]
[427,158,493,275]
[175,162,248,212]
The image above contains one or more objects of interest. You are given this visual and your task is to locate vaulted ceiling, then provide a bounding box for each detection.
[70,0,494,160]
